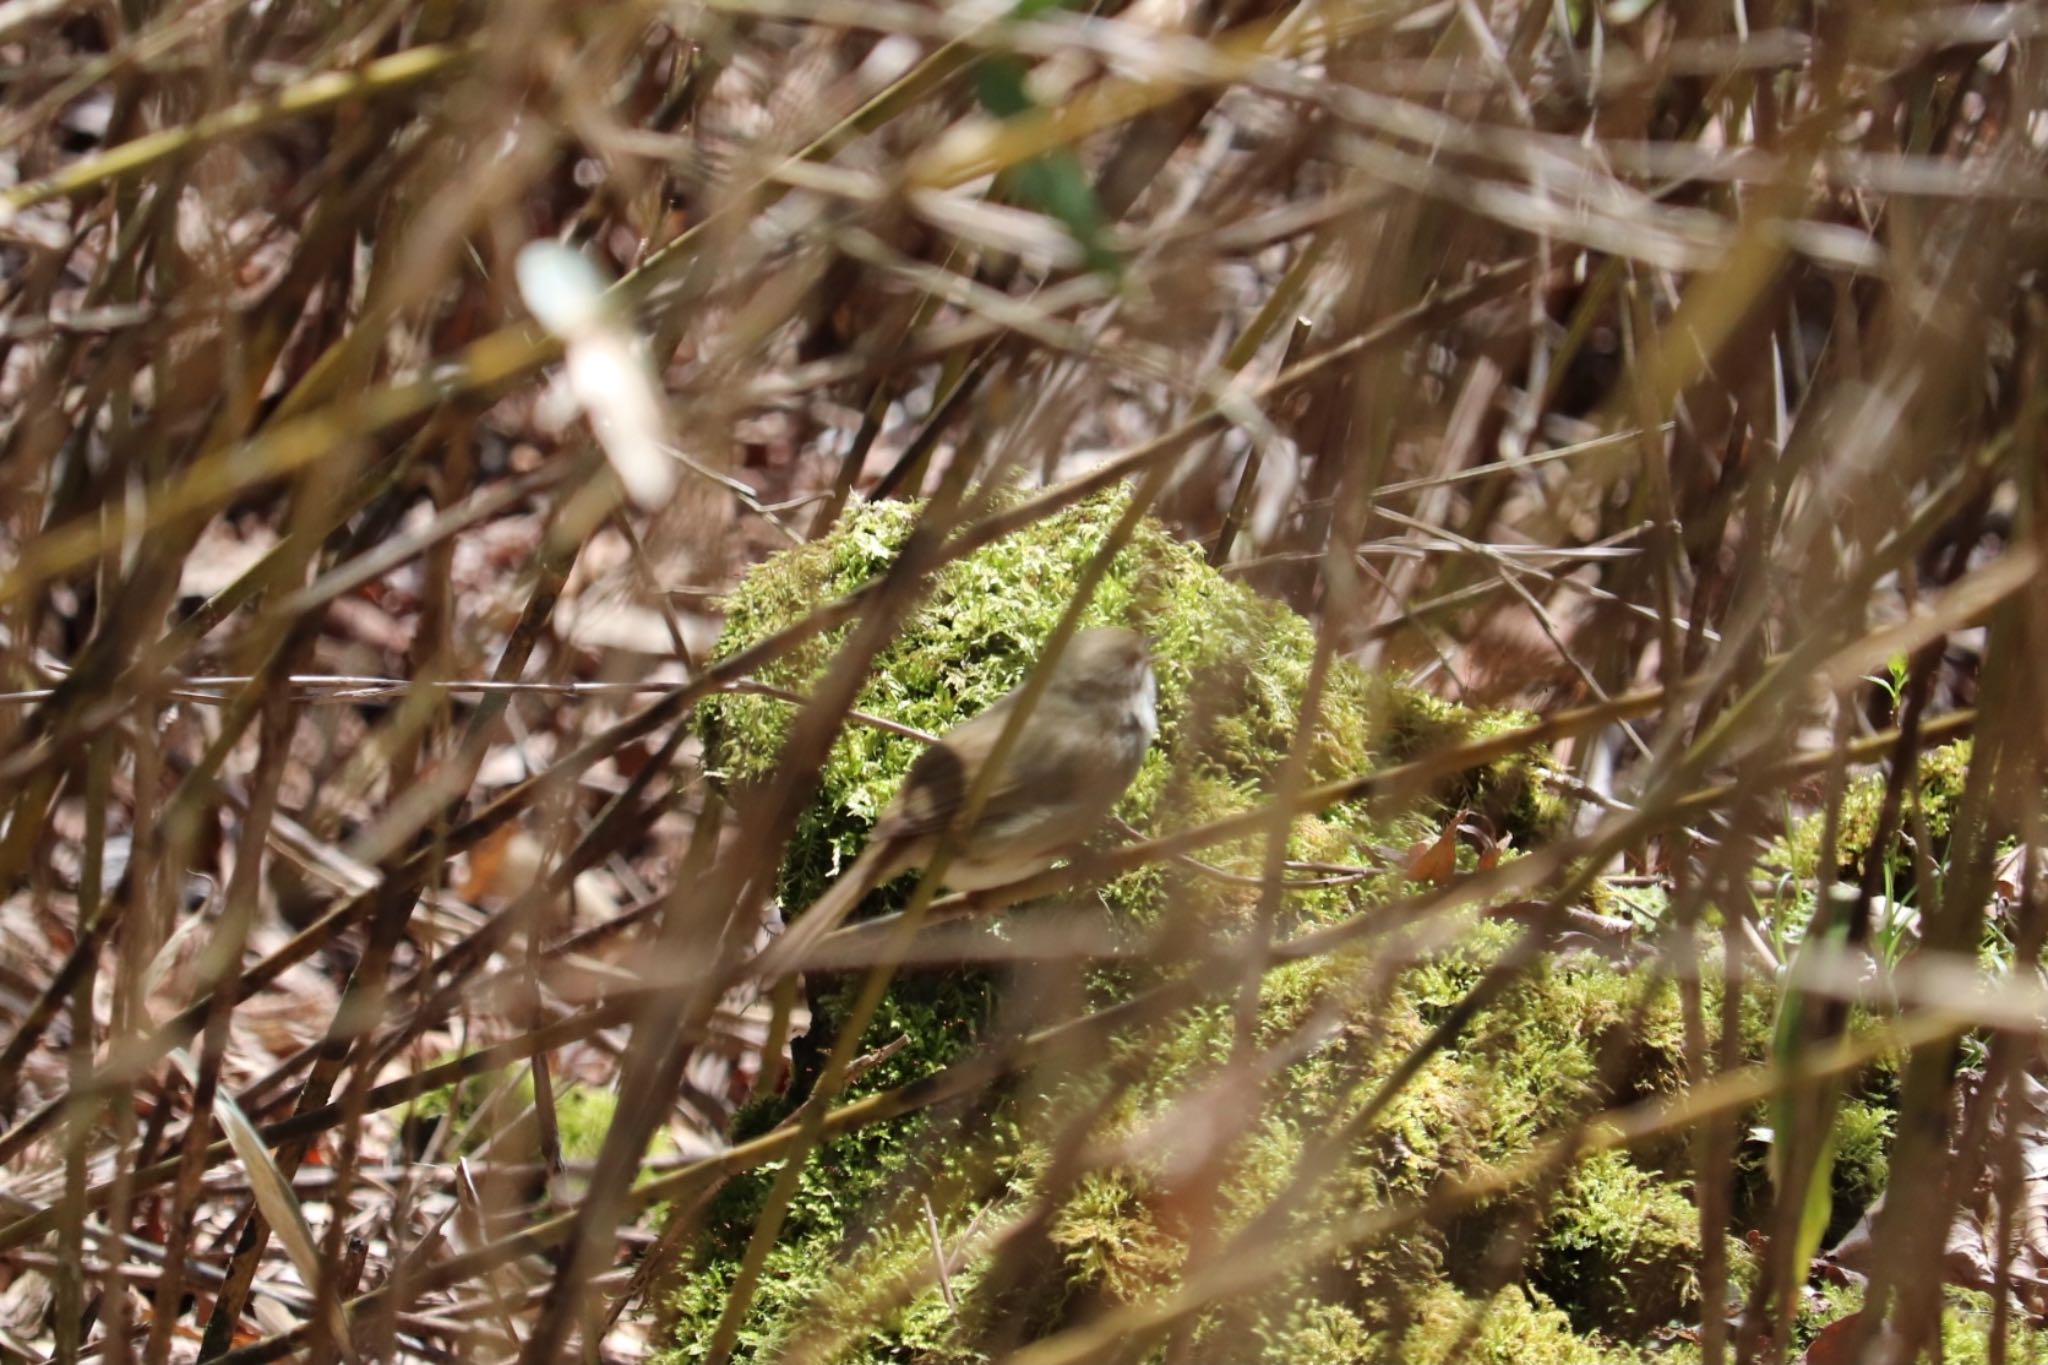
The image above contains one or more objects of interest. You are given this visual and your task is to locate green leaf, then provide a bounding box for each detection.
[970,55,1121,279]
[1769,911,1850,1279]
[973,54,1034,120]
[1012,150,1117,276]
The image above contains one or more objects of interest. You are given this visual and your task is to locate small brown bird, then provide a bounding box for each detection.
[760,627,1157,975]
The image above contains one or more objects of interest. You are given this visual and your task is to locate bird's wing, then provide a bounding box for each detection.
[875,699,1102,847]
[872,700,1014,843]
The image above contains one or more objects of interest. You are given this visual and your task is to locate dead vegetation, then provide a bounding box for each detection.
[4,0,2048,1361]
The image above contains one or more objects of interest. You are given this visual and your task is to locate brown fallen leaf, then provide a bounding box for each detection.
[1405,811,1463,886]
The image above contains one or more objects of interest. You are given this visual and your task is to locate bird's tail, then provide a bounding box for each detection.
[751,839,899,982]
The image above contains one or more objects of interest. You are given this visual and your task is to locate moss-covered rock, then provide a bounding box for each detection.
[665,493,1754,1363]
[699,493,1555,924]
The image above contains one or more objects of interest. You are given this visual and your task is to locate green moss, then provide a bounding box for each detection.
[1269,1301,1379,1363]
[1769,741,1974,891]
[697,493,1552,920]
[1827,1098,1892,1237]
[1535,1150,1699,1334]
[667,1210,996,1365]
[553,1085,619,1161]
[1049,1169,1188,1302]
[662,493,1769,1363]
[1263,1281,1669,1365]
[1790,1282,2048,1364]
[399,1064,667,1166]
[1588,879,1670,932]
[396,1062,531,1155]
[1936,1287,2048,1363]
[1394,1282,1662,1364]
